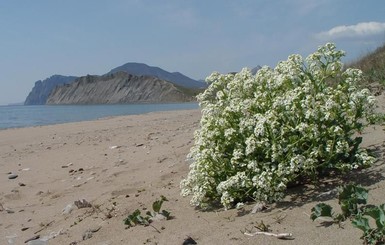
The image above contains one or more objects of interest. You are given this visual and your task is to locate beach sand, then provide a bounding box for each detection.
[1,105,385,245]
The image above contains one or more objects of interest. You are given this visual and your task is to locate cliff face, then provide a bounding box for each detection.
[46,72,195,104]
[24,75,77,105]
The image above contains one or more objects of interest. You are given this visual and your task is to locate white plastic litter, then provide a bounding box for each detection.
[62,204,74,215]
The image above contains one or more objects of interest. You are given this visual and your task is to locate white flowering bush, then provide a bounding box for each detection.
[180,43,379,209]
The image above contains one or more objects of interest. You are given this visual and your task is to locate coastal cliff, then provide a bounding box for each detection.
[24,75,77,105]
[46,72,195,104]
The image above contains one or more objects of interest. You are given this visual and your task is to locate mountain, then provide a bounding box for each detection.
[251,65,262,75]
[108,62,206,89]
[24,63,206,105]
[24,75,78,105]
[46,72,195,104]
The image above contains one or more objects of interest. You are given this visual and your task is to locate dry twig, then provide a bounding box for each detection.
[244,231,293,240]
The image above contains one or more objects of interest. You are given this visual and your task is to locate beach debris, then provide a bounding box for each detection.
[33,221,54,234]
[135,143,144,147]
[40,228,64,241]
[36,191,44,196]
[18,182,26,186]
[251,201,268,213]
[244,231,293,240]
[62,204,75,215]
[5,234,18,244]
[0,203,4,212]
[26,238,48,245]
[24,235,40,243]
[317,188,338,198]
[109,145,121,149]
[62,199,92,215]
[82,226,101,240]
[63,163,73,169]
[74,199,92,209]
[183,236,197,245]
[7,173,18,179]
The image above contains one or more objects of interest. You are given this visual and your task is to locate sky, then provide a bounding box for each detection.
[1,0,385,105]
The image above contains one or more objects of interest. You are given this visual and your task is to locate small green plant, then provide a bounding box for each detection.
[123,196,171,228]
[352,205,385,245]
[124,209,150,227]
[311,184,385,244]
[147,195,171,219]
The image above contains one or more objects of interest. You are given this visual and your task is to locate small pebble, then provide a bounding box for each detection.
[8,173,18,179]
[19,182,26,186]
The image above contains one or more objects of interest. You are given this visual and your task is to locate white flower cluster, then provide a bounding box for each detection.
[180,43,379,209]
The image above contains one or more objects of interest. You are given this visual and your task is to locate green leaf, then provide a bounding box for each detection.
[338,184,368,217]
[352,215,370,232]
[161,210,171,219]
[364,206,385,229]
[153,196,168,213]
[146,210,156,218]
[123,217,132,227]
[152,199,163,213]
[339,184,368,205]
[354,186,369,205]
[311,203,333,221]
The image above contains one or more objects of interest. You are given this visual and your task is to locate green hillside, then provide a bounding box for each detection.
[349,43,385,92]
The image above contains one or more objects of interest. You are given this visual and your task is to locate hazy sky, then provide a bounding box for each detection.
[1,0,385,105]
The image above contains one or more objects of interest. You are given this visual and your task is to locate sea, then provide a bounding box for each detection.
[0,103,199,130]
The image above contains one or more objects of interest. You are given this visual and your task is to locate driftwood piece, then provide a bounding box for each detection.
[244,231,293,240]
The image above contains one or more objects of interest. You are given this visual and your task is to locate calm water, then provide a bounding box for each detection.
[0,103,199,129]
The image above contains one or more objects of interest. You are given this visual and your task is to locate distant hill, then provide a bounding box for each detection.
[251,65,262,75]
[108,62,206,89]
[25,63,205,105]
[46,72,195,104]
[24,75,78,105]
[349,43,385,89]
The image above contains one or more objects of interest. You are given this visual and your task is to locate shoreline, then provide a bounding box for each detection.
[0,103,199,130]
[1,108,385,244]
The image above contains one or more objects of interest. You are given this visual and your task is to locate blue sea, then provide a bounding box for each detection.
[0,103,199,129]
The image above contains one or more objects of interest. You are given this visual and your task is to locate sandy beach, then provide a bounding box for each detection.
[1,106,385,245]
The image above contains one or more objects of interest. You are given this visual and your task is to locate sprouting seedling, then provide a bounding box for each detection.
[124,196,171,229]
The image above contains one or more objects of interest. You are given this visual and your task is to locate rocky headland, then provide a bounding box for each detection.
[24,63,206,105]
[46,72,196,104]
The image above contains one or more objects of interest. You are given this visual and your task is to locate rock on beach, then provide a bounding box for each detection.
[8,173,18,179]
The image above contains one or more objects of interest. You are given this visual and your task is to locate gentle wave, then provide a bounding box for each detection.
[0,103,199,129]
